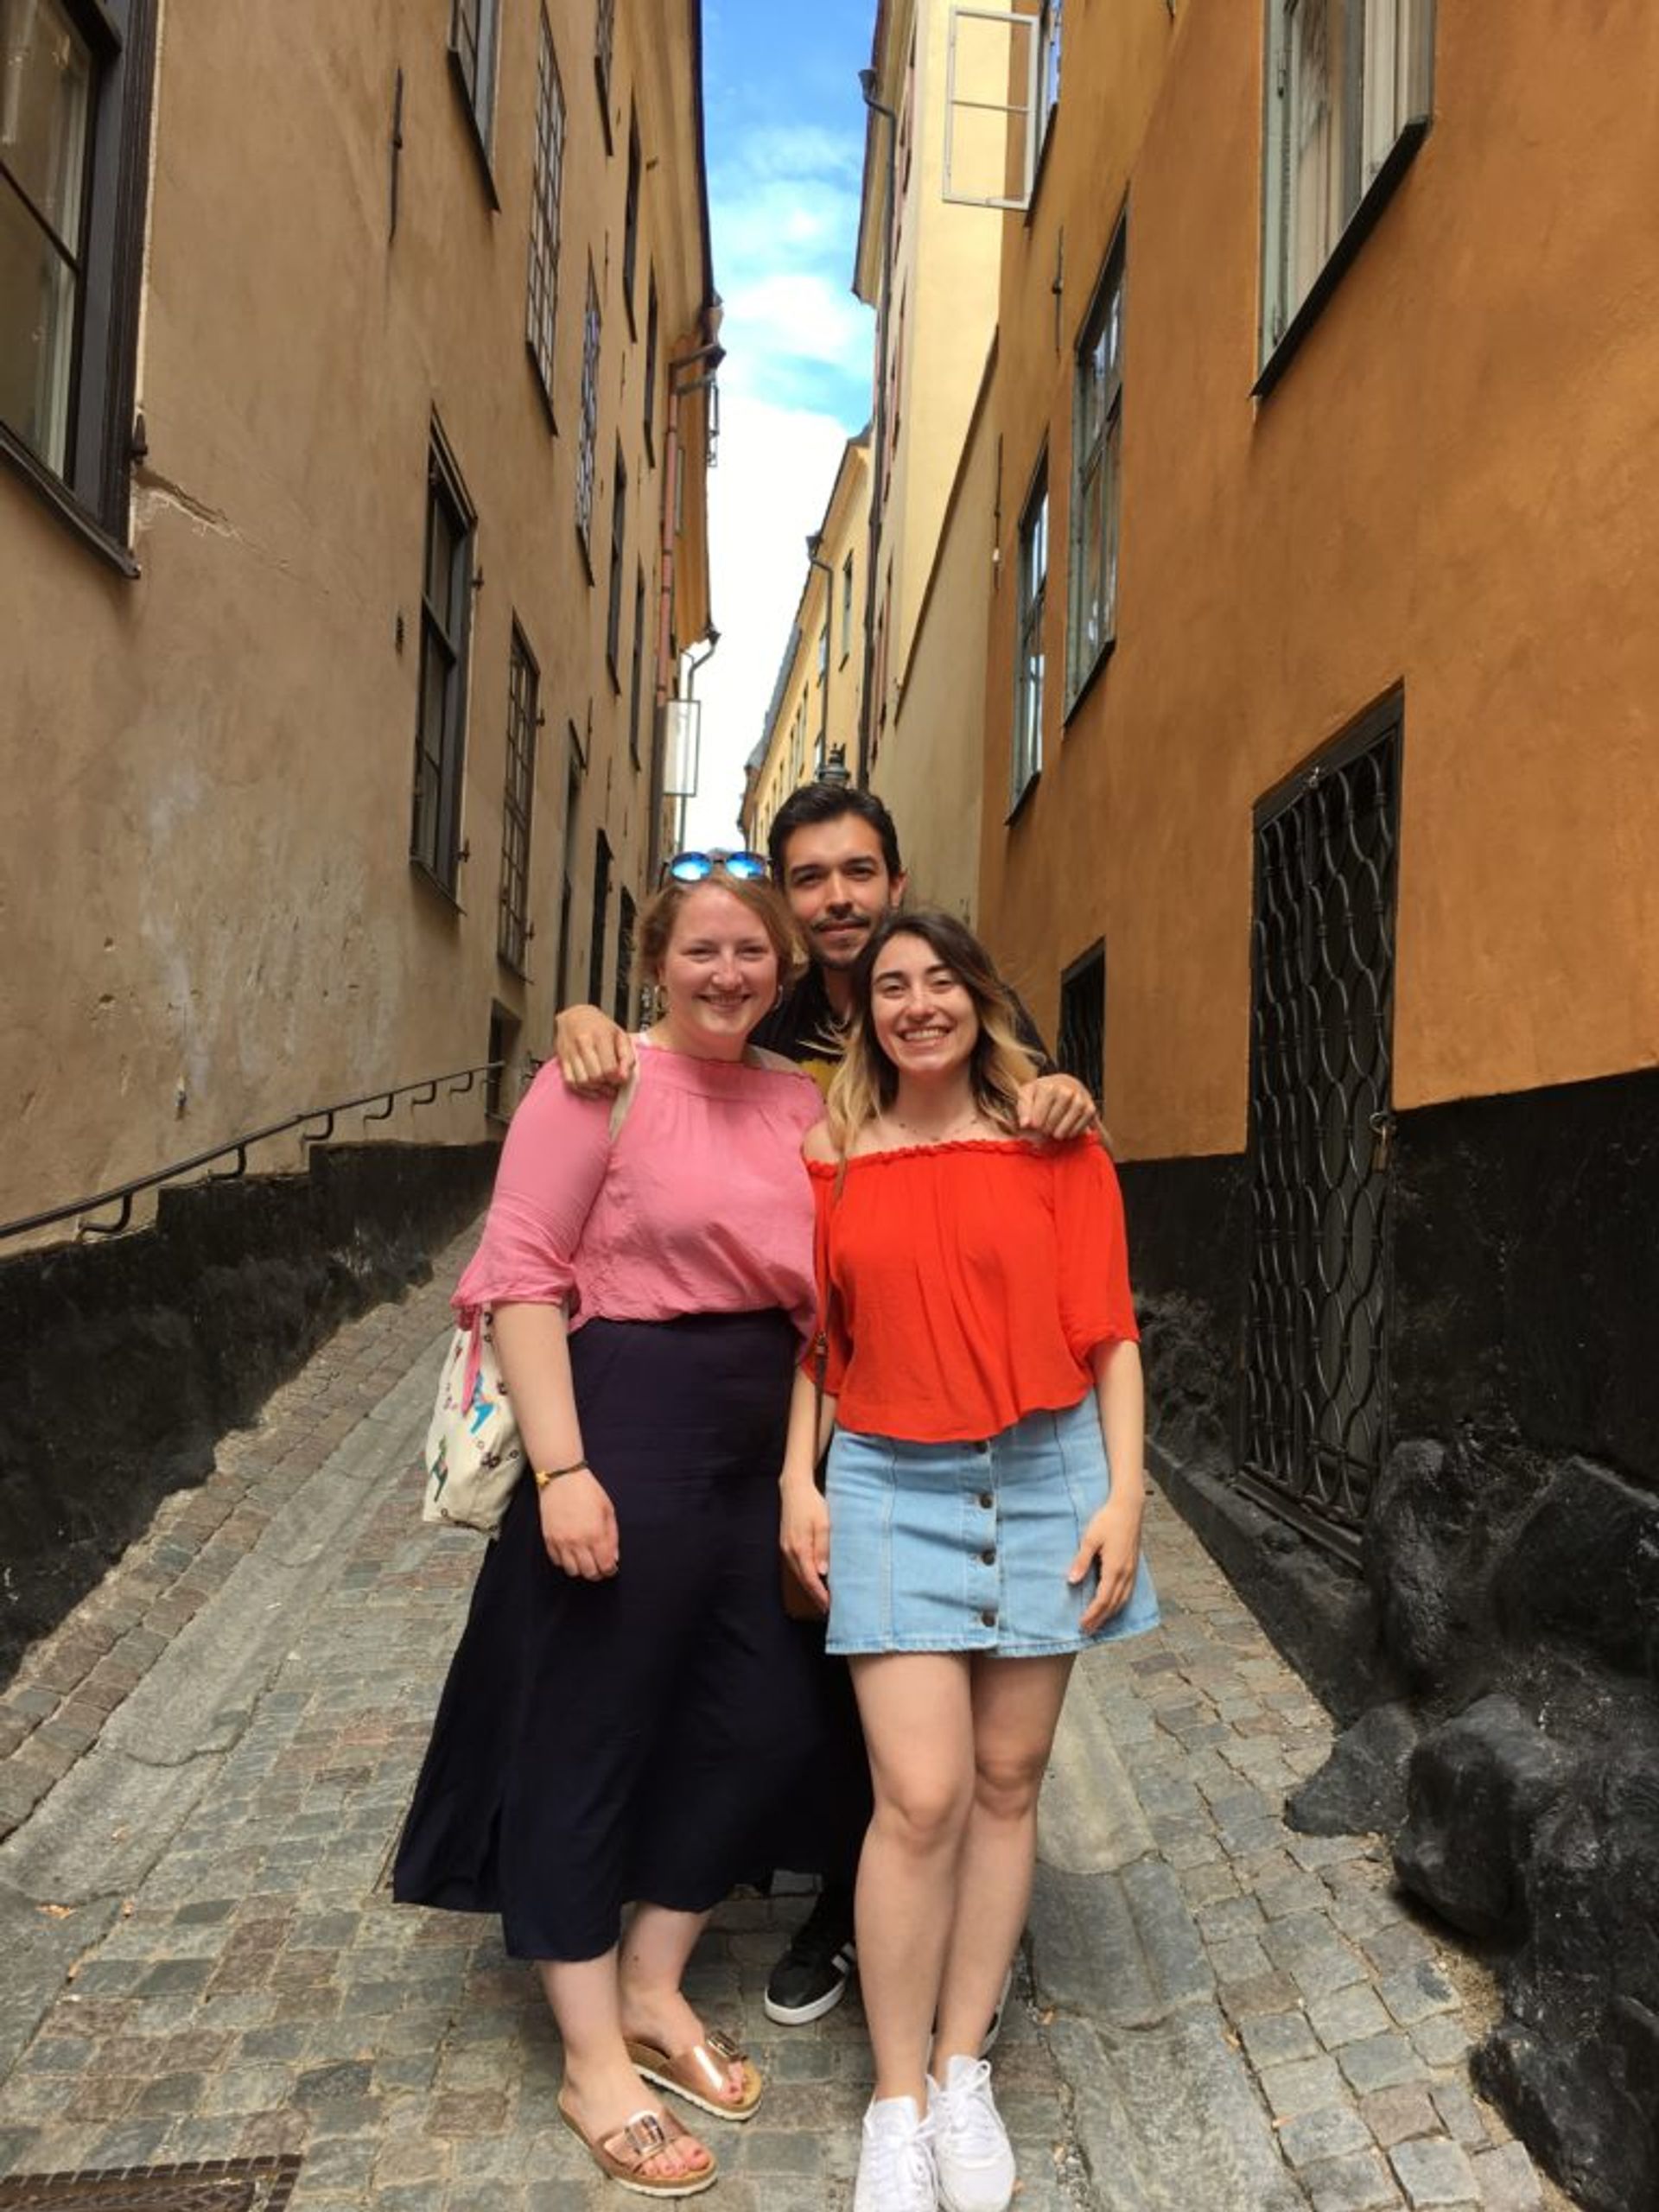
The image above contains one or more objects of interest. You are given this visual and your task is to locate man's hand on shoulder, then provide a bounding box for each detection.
[1016,1072,1098,1142]
[553,1005,637,1095]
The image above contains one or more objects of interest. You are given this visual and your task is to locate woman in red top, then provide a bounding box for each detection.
[780,909,1158,2212]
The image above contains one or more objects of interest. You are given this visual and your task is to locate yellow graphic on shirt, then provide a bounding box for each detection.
[798,1054,839,1099]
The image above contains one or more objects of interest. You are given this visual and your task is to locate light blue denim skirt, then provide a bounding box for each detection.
[823,1395,1160,1657]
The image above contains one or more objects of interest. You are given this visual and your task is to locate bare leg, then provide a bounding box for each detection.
[618,1901,748,2103]
[539,1950,713,2182]
[850,1652,977,2107]
[932,1653,1074,2069]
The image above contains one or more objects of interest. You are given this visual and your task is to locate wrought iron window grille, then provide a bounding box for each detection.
[1238,698,1402,1565]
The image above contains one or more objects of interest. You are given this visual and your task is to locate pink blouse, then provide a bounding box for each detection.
[454,1040,823,1340]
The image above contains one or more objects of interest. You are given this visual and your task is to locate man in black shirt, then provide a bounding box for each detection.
[552,782,1096,2028]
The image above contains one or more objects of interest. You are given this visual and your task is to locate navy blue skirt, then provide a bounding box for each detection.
[393,1311,868,1960]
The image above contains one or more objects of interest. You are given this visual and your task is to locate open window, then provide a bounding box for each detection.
[942,2,1042,211]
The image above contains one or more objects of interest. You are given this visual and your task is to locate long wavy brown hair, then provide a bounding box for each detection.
[826,908,1039,1151]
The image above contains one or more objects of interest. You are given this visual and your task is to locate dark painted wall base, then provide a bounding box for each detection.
[1119,1067,1659,2212]
[0,1141,496,1688]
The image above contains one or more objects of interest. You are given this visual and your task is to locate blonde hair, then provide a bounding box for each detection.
[826,909,1039,1153]
[638,873,806,992]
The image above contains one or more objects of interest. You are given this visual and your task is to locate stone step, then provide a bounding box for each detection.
[1034,1656,1309,2212]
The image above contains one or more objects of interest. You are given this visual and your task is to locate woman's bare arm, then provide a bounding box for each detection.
[492,1302,620,1580]
[1068,1338,1147,1631]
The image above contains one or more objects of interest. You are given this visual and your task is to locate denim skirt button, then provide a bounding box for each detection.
[978,1492,994,1510]
[980,1548,996,1566]
[980,1609,997,1627]
[974,1441,990,1454]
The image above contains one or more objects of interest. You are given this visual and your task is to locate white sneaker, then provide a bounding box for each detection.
[930,2056,1015,2212]
[854,2093,938,2212]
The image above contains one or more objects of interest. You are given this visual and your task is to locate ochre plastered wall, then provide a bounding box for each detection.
[871,346,995,922]
[0,0,714,1229]
[976,0,1659,1160]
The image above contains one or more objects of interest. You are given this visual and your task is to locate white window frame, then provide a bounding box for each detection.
[575,263,601,555]
[1260,0,1434,369]
[1066,226,1125,709]
[943,3,1040,212]
[525,9,566,413]
[1011,454,1047,810]
[449,0,500,150]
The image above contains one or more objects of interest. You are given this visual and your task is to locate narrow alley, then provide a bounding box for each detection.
[0,1235,1554,2211]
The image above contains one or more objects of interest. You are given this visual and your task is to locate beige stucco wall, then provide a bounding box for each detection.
[871,346,994,923]
[0,0,715,1233]
[858,0,1001,760]
[975,0,1659,1158]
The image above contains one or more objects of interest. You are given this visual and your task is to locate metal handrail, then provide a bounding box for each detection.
[0,1062,503,1246]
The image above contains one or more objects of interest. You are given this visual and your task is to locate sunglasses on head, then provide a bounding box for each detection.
[663,849,770,884]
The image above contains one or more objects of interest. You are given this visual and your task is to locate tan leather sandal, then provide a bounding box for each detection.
[557,2094,717,2197]
[624,2024,764,2120]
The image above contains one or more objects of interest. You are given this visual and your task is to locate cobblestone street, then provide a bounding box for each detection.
[0,1244,1564,2210]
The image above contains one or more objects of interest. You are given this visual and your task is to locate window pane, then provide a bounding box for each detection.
[425,494,457,619]
[1288,0,1346,308]
[0,181,76,469]
[1075,457,1104,668]
[0,0,91,250]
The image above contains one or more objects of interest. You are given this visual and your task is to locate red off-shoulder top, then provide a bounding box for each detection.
[806,1135,1138,1444]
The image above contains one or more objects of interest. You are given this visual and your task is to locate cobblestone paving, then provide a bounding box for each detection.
[0,1243,1570,2210]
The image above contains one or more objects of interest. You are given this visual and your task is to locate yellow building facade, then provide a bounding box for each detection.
[850,0,1002,913]
[0,0,716,1232]
[910,10,1659,2193]
[741,431,869,856]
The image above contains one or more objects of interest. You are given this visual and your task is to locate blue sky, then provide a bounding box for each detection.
[684,0,877,842]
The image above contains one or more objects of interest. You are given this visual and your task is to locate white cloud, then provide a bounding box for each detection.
[682,392,853,849]
[721,272,871,392]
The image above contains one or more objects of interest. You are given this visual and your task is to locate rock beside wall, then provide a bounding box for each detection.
[0,1141,496,1685]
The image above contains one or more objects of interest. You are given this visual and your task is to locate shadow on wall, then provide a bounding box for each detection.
[0,1141,497,1688]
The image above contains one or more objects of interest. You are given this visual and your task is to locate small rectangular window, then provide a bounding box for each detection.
[448,0,500,157]
[0,0,92,477]
[588,828,613,1007]
[498,625,538,973]
[1012,455,1047,808]
[607,442,628,684]
[613,887,637,1027]
[594,0,616,146]
[642,269,659,461]
[1058,941,1104,1107]
[0,0,158,554]
[1261,0,1433,369]
[576,263,601,556]
[1066,226,1124,709]
[841,554,855,663]
[411,426,476,896]
[556,728,583,1007]
[621,109,641,334]
[525,10,566,414]
[628,563,648,768]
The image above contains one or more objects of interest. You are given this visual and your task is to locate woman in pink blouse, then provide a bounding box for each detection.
[395,865,828,2200]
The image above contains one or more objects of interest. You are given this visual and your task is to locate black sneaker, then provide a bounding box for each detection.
[764,1885,857,2024]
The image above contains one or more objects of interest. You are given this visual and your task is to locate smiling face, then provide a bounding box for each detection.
[868,930,980,1084]
[655,883,782,1058]
[778,812,907,976]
